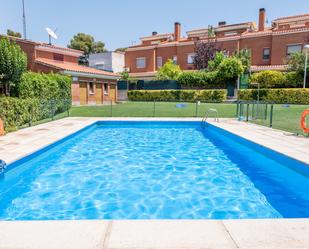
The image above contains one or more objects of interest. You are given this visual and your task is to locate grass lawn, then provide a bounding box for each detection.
[69,101,309,135]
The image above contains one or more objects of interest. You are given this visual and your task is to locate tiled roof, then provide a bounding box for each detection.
[35,58,119,78]
[273,13,309,22]
[250,65,288,72]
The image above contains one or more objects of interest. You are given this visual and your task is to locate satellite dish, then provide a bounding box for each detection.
[46,27,58,44]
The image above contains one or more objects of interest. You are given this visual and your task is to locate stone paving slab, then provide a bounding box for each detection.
[107,220,237,249]
[0,220,109,249]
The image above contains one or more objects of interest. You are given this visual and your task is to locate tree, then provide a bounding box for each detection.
[286,52,308,75]
[193,40,220,70]
[156,59,182,80]
[0,37,27,96]
[68,33,107,65]
[217,57,244,81]
[7,29,22,38]
[234,49,251,73]
[208,51,225,71]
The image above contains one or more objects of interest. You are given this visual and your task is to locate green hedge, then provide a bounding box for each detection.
[0,97,40,131]
[178,71,224,89]
[17,72,72,112]
[128,90,227,102]
[238,88,309,104]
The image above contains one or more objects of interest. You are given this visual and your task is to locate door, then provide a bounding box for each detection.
[95,83,102,104]
[227,81,236,97]
[79,82,88,105]
[110,84,116,102]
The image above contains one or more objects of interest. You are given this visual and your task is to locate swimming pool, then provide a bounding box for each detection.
[0,121,308,220]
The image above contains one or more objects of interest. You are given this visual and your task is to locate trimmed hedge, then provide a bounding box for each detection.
[238,88,309,104]
[0,97,40,131]
[128,90,227,102]
[17,72,72,112]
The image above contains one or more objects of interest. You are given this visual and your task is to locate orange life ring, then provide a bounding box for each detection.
[301,109,309,134]
[0,119,4,136]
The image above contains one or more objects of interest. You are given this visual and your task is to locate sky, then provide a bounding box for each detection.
[1,0,309,51]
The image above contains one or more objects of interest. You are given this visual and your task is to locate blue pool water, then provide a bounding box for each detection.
[0,121,308,220]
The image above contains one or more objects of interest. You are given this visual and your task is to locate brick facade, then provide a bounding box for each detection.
[125,9,309,79]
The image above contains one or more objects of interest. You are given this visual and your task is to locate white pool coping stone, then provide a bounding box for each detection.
[0,117,308,249]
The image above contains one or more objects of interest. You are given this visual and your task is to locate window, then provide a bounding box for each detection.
[136,57,146,68]
[287,44,302,56]
[53,53,64,61]
[88,82,94,95]
[95,63,105,70]
[172,55,178,64]
[156,56,163,68]
[104,83,109,95]
[187,53,196,64]
[263,48,270,60]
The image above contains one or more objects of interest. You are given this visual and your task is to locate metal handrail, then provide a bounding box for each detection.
[202,108,219,127]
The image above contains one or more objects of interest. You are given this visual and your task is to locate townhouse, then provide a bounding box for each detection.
[125,9,309,79]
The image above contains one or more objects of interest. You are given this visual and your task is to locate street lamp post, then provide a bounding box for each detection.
[304,44,309,88]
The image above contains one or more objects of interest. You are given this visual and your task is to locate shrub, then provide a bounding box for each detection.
[156,59,182,80]
[0,97,40,131]
[128,90,227,102]
[238,88,309,104]
[284,72,303,88]
[17,72,72,112]
[249,71,286,88]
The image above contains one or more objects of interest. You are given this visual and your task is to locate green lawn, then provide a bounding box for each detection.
[69,102,309,135]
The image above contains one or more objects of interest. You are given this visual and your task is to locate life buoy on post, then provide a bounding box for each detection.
[300,109,309,134]
[0,119,4,136]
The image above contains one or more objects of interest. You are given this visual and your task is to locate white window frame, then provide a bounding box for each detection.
[136,57,146,68]
[263,48,270,60]
[286,44,302,56]
[172,55,178,64]
[187,53,196,64]
[156,56,163,68]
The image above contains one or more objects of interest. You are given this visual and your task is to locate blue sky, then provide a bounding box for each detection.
[1,0,309,50]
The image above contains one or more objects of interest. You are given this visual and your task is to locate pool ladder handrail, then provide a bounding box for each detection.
[202,108,219,127]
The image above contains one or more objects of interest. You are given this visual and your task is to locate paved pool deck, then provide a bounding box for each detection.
[0,117,308,249]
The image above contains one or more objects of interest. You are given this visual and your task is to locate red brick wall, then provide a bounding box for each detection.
[240,35,272,65]
[270,32,309,65]
[14,40,36,71]
[125,49,156,72]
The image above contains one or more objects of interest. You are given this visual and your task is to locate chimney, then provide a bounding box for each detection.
[259,8,266,31]
[174,22,181,41]
[152,31,158,36]
[218,21,226,26]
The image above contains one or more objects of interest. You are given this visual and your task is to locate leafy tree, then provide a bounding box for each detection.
[286,52,308,75]
[0,37,27,96]
[217,57,244,81]
[68,33,107,65]
[234,49,251,73]
[207,52,225,71]
[193,40,220,70]
[120,70,136,82]
[7,29,22,38]
[156,59,182,80]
